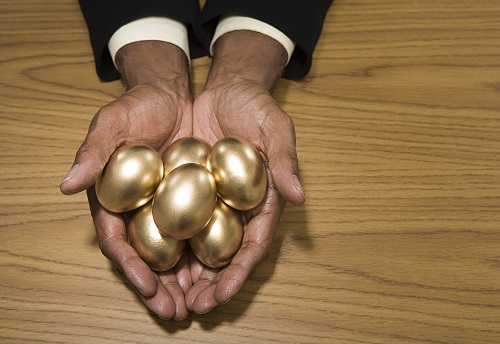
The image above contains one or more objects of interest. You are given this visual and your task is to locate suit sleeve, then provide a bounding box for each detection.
[78,0,205,81]
[200,0,334,79]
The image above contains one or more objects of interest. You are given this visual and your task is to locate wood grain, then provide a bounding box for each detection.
[1,0,499,343]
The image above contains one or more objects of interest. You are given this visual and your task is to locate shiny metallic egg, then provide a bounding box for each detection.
[96,143,164,213]
[188,199,243,268]
[162,137,210,175]
[127,202,185,272]
[207,136,267,211]
[152,163,217,240]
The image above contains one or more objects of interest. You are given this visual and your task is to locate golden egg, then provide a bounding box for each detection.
[152,163,217,240]
[96,144,164,213]
[207,136,267,211]
[162,137,210,175]
[188,200,243,268]
[127,202,185,272]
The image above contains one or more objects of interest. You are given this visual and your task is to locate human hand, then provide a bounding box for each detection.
[60,41,192,319]
[188,31,306,313]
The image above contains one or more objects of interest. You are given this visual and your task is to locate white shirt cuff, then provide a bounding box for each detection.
[210,15,296,65]
[108,17,190,70]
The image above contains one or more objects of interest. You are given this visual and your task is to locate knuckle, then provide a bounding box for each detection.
[92,106,117,131]
[98,238,113,260]
[92,103,128,140]
[75,103,128,165]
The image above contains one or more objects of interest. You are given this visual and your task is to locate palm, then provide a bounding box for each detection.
[193,81,278,147]
[94,83,193,156]
[192,80,303,205]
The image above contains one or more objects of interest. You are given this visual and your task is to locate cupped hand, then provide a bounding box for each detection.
[193,80,305,206]
[60,41,192,319]
[187,31,306,314]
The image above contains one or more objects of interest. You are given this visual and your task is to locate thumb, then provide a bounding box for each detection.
[264,116,305,206]
[60,107,125,195]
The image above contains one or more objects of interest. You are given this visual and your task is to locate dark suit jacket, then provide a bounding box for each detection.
[79,0,333,81]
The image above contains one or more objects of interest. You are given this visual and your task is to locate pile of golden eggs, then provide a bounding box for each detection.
[95,136,267,271]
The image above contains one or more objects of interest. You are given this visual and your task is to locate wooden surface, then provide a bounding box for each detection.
[1,0,499,343]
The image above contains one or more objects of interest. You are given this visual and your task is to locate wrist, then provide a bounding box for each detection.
[206,31,287,91]
[116,41,190,91]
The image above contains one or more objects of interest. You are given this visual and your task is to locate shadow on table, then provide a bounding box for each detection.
[147,201,312,333]
[88,187,312,334]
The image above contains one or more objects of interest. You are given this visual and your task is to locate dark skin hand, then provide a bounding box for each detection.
[60,41,192,320]
[188,30,305,313]
[60,31,306,318]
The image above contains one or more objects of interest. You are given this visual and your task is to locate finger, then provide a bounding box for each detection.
[262,111,305,206]
[188,249,205,284]
[187,174,286,313]
[215,210,284,304]
[185,264,219,313]
[214,194,286,305]
[187,202,280,314]
[139,274,177,320]
[60,103,127,195]
[158,271,189,320]
[87,186,157,297]
[174,248,192,294]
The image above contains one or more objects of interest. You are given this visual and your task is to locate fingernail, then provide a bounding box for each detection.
[61,164,79,184]
[157,314,172,321]
[293,175,305,201]
[222,298,232,305]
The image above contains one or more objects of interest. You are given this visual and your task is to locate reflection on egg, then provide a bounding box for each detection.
[162,137,210,175]
[96,144,163,213]
[188,199,243,268]
[207,136,267,211]
[127,202,185,271]
[152,163,217,240]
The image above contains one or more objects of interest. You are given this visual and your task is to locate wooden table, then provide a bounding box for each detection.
[1,1,499,343]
